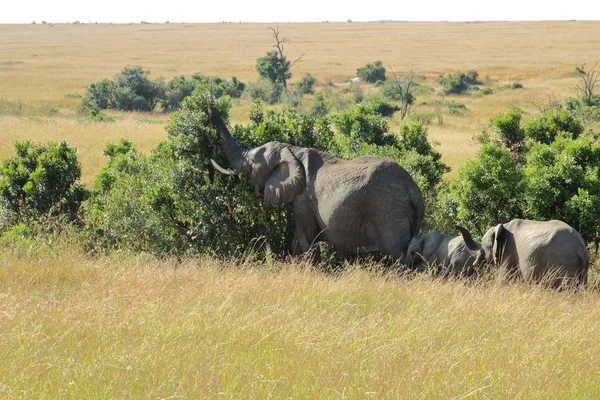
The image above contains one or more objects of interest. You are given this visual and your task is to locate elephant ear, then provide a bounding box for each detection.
[263,147,306,206]
[492,224,506,264]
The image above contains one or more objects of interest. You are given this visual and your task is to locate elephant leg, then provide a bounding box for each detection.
[378,219,412,263]
[290,198,321,260]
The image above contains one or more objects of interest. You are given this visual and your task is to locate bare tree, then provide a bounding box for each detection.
[574,61,599,106]
[266,25,305,90]
[388,67,416,120]
[523,92,562,113]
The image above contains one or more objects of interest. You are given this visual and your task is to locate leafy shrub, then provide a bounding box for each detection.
[522,136,600,242]
[308,92,331,118]
[497,82,523,90]
[356,60,386,83]
[490,108,524,150]
[480,87,493,95]
[81,67,165,112]
[295,73,317,95]
[361,97,400,117]
[245,78,283,104]
[408,111,434,125]
[256,50,291,88]
[160,74,245,112]
[443,107,600,243]
[448,144,525,235]
[522,109,584,144]
[438,70,481,95]
[0,141,88,225]
[334,104,396,147]
[85,109,115,122]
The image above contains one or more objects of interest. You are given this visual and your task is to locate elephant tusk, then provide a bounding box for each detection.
[211,159,235,175]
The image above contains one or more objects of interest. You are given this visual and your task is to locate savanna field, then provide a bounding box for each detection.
[1,21,600,397]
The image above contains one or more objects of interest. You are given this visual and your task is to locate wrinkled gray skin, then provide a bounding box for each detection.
[405,225,485,276]
[481,219,589,287]
[209,108,424,261]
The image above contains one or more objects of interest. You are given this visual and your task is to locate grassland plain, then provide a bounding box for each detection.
[2,21,600,182]
[0,245,599,398]
[2,21,600,398]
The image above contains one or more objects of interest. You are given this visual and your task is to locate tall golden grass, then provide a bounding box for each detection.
[1,245,599,398]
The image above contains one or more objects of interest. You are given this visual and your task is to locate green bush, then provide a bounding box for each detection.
[308,92,331,118]
[295,73,317,95]
[357,60,386,83]
[448,144,525,235]
[334,103,396,147]
[490,108,524,149]
[522,109,584,144]
[0,141,88,225]
[245,78,283,104]
[522,136,600,242]
[438,70,481,95]
[81,66,165,112]
[444,107,600,243]
[256,50,291,89]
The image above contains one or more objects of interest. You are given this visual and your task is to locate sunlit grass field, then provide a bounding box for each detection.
[2,21,600,397]
[1,244,599,398]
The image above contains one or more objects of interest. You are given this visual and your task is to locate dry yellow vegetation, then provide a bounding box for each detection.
[2,21,600,182]
[1,245,599,398]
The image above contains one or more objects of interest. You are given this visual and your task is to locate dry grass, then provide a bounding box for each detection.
[2,22,600,182]
[1,245,599,398]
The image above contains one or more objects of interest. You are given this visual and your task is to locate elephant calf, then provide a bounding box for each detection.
[480,219,589,288]
[405,225,485,276]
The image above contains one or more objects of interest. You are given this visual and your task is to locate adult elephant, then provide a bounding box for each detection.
[208,108,424,261]
[476,219,589,288]
[405,225,485,276]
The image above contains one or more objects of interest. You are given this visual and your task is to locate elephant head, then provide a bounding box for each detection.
[480,224,506,264]
[209,107,306,206]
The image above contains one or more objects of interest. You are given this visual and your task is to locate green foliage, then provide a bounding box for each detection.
[449,144,525,235]
[522,109,584,144]
[81,67,245,113]
[522,136,600,242]
[360,97,400,117]
[334,103,396,147]
[295,73,316,95]
[308,92,331,118]
[380,80,415,104]
[245,78,283,105]
[446,106,600,243]
[256,50,292,89]
[480,87,493,95]
[356,60,386,83]
[85,109,115,122]
[81,66,165,112]
[237,102,335,151]
[0,141,88,225]
[490,108,524,149]
[438,70,481,95]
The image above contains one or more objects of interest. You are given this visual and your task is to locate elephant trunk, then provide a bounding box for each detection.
[208,107,245,172]
[456,225,481,251]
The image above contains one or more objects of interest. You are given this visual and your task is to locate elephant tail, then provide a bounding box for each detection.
[577,251,589,287]
[409,191,425,239]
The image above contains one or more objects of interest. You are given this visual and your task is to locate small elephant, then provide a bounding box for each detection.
[480,219,589,288]
[208,107,425,260]
[405,225,485,276]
